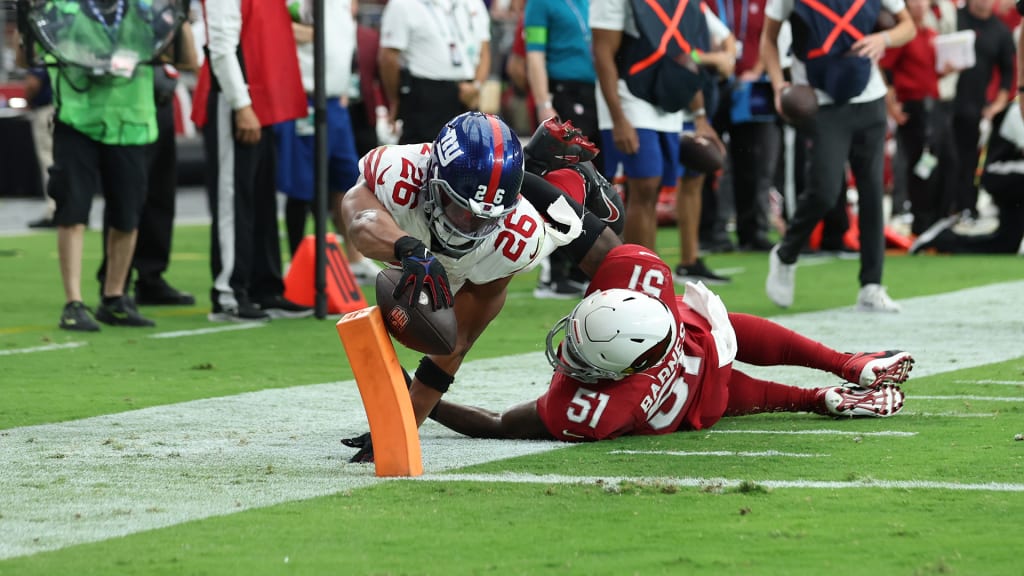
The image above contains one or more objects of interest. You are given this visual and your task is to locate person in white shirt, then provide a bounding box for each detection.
[378,0,492,144]
[761,0,915,312]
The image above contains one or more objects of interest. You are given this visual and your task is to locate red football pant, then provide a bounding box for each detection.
[723,313,849,416]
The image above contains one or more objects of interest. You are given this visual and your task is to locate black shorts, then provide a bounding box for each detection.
[398,73,468,144]
[49,120,147,230]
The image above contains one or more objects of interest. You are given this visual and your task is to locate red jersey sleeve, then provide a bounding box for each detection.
[588,244,679,309]
[542,169,587,206]
[536,374,640,442]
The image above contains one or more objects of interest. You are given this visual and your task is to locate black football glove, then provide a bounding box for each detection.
[393,236,454,311]
[341,431,374,463]
[523,117,599,175]
[570,161,624,236]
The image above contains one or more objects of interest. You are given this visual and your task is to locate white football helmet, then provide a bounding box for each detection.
[546,289,678,383]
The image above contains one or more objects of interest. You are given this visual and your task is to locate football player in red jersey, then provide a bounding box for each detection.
[427,242,915,442]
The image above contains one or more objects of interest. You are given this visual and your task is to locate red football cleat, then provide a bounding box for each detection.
[841,350,914,389]
[817,384,905,418]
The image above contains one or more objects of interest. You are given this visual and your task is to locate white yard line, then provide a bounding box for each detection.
[954,380,1024,386]
[709,429,917,437]
[412,473,1024,493]
[901,412,998,418]
[915,395,1023,402]
[149,324,267,339]
[609,449,829,458]
[0,342,86,356]
[1,280,1022,561]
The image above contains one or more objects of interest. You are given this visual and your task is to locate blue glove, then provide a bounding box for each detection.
[393,236,454,311]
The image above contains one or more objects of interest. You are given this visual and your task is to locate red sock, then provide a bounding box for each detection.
[724,370,825,416]
[729,313,849,376]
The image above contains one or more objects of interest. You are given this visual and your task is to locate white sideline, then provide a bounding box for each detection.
[0,280,1022,560]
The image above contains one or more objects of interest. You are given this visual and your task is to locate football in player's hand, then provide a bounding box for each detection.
[678,133,724,174]
[780,85,819,126]
[375,268,457,355]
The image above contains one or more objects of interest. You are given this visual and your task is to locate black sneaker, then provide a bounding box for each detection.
[208,300,270,322]
[674,259,731,285]
[28,216,56,229]
[95,296,156,327]
[254,295,314,319]
[533,279,587,300]
[135,277,196,306]
[59,301,100,332]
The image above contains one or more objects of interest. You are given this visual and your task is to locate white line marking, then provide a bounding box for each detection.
[915,395,1023,402]
[709,429,917,437]
[901,412,998,418]
[0,342,86,356]
[149,324,267,339]
[954,380,1024,386]
[610,449,828,458]
[413,473,1024,492]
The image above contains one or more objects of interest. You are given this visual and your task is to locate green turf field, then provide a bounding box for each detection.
[1,225,1022,575]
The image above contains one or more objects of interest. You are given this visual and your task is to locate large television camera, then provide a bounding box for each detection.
[17,0,186,77]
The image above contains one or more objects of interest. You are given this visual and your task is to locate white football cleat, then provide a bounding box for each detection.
[818,384,905,418]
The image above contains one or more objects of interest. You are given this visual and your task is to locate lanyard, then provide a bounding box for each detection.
[564,0,591,43]
[422,0,468,46]
[716,0,749,40]
[86,0,126,42]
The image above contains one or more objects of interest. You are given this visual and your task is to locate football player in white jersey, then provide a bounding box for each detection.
[341,112,592,434]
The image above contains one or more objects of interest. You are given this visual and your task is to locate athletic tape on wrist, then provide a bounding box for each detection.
[415,356,454,394]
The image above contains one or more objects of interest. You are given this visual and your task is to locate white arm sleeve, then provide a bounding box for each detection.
[205,0,252,111]
[704,9,732,45]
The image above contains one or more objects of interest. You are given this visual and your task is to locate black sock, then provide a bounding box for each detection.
[102,295,121,306]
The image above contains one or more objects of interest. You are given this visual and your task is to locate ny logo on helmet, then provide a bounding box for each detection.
[436,127,464,167]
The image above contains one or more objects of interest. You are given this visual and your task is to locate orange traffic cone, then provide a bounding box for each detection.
[284,233,368,314]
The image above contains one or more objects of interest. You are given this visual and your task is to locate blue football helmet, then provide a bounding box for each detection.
[424,112,524,256]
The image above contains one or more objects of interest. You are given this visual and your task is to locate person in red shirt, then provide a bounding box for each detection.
[880,0,951,235]
[191,0,312,322]
[427,241,914,442]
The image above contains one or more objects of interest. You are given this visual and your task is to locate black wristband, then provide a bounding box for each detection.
[562,212,607,264]
[415,356,454,394]
[394,236,427,261]
[1019,86,1024,94]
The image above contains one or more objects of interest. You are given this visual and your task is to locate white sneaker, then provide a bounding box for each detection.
[818,385,905,417]
[856,284,901,313]
[349,258,383,286]
[765,245,796,308]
